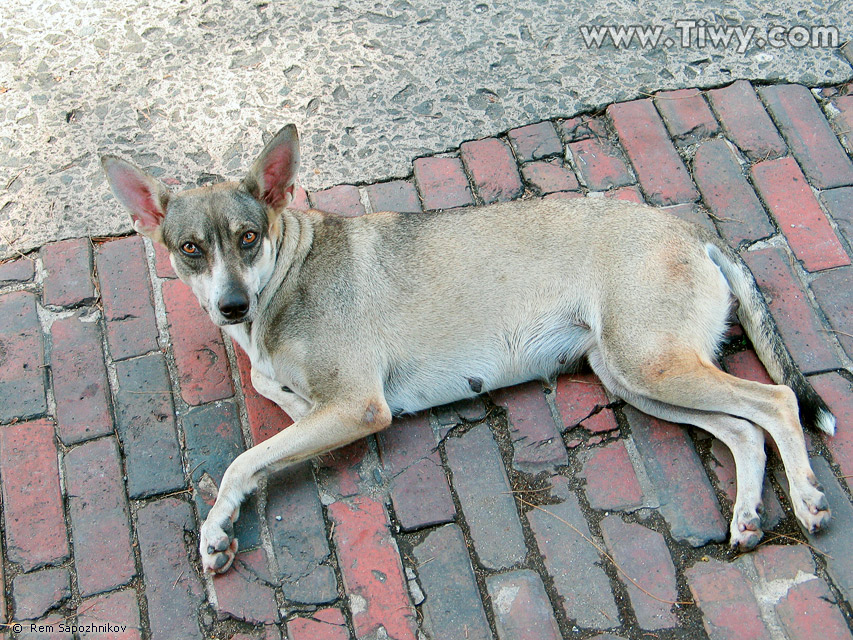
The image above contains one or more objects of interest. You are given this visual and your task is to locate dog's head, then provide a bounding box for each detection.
[102,125,300,326]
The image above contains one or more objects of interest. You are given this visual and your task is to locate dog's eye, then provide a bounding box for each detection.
[181,242,200,256]
[242,231,258,247]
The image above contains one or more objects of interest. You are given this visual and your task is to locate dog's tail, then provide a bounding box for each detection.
[706,240,835,435]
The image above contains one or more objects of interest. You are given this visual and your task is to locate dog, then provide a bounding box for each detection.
[102,124,835,575]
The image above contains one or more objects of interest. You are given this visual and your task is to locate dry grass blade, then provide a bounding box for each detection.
[759,531,832,559]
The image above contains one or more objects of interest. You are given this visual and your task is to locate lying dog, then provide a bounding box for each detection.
[102,124,834,574]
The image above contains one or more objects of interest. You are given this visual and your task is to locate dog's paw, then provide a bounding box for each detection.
[792,485,831,534]
[200,517,239,574]
[729,512,763,552]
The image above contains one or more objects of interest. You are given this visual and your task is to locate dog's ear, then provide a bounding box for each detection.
[101,156,170,242]
[241,124,300,212]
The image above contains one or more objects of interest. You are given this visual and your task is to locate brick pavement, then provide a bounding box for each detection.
[1,81,852,639]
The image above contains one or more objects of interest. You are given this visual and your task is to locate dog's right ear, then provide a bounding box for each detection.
[101,156,170,243]
[241,124,300,213]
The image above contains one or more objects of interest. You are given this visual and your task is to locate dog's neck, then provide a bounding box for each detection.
[259,207,315,305]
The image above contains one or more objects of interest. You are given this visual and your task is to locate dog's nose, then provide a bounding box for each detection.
[218,291,250,320]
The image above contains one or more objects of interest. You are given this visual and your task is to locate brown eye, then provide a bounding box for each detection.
[181,242,199,256]
[242,231,258,247]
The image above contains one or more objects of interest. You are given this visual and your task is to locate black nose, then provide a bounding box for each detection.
[217,290,250,320]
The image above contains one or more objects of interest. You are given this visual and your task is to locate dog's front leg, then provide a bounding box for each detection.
[250,366,312,421]
[199,395,392,573]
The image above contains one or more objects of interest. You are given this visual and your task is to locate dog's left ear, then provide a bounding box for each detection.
[101,156,170,243]
[241,124,300,213]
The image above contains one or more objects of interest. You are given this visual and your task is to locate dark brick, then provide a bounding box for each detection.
[527,477,620,628]
[0,257,34,284]
[182,402,259,550]
[162,278,233,405]
[821,186,853,252]
[568,137,633,191]
[327,496,418,640]
[486,569,561,640]
[662,203,717,234]
[706,80,787,161]
[18,614,73,639]
[580,407,619,433]
[607,99,698,205]
[557,116,607,142]
[152,241,176,278]
[288,609,349,640]
[460,138,524,204]
[12,568,71,620]
[605,185,644,203]
[491,382,568,472]
[432,397,487,436]
[114,353,185,498]
[65,437,136,596]
[136,498,205,640]
[692,139,773,247]
[554,372,609,428]
[413,524,492,640]
[266,462,337,604]
[444,423,526,569]
[78,589,143,640]
[625,407,727,546]
[0,291,46,421]
[654,89,719,144]
[743,247,841,374]
[543,190,584,201]
[759,84,853,189]
[521,160,579,194]
[0,419,69,570]
[600,516,678,630]
[810,266,853,360]
[685,559,771,640]
[833,95,853,155]
[311,185,365,217]
[50,314,112,444]
[507,122,563,162]
[317,438,370,498]
[751,157,849,271]
[366,180,422,213]
[377,412,455,531]
[0,541,4,625]
[213,548,278,624]
[413,156,474,210]
[580,440,644,511]
[233,346,293,445]
[96,236,159,360]
[809,373,853,487]
[41,238,96,307]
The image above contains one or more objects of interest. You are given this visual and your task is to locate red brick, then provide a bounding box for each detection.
[742,247,840,374]
[600,516,678,630]
[18,614,73,639]
[809,372,853,487]
[654,89,719,144]
[213,549,278,624]
[580,407,619,433]
[460,138,524,204]
[605,185,644,203]
[507,122,562,162]
[625,407,727,546]
[0,419,69,570]
[832,95,853,155]
[0,291,47,422]
[96,235,159,360]
[287,609,349,640]
[366,180,422,213]
[568,137,633,191]
[444,423,527,569]
[527,477,620,628]
[486,569,562,640]
[558,116,607,142]
[65,437,136,596]
[759,84,853,189]
[543,190,584,201]
[41,238,96,307]
[233,346,293,445]
[311,185,365,217]
[50,315,112,444]
[78,589,143,640]
[0,256,34,284]
[821,187,853,253]
[521,160,579,194]
[491,382,568,472]
[723,349,773,384]
[685,559,771,640]
[290,186,311,211]
[707,80,787,161]
[327,497,418,640]
[751,157,849,271]
[413,157,474,210]
[662,203,716,234]
[153,241,176,278]
[12,567,71,620]
[554,372,609,427]
[317,438,370,498]
[580,440,644,511]
[377,412,455,530]
[413,524,492,640]
[693,139,773,247]
[161,277,233,404]
[810,265,853,360]
[0,542,4,625]
[607,99,699,205]
[136,498,205,640]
